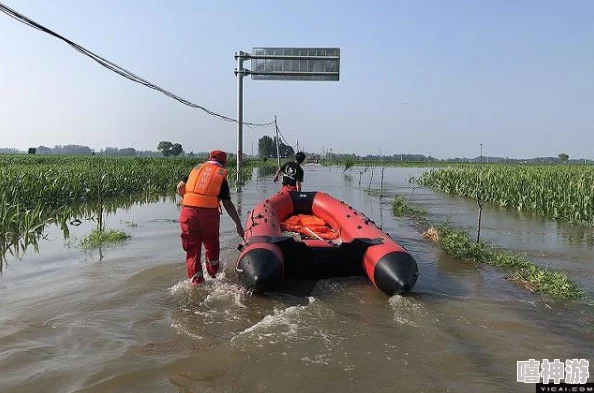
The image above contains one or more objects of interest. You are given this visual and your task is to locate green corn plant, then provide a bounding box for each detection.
[0,155,260,262]
[417,164,594,226]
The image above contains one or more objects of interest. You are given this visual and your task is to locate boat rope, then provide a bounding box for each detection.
[243,210,259,237]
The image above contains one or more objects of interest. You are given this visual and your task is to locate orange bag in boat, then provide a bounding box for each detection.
[318,231,339,240]
[299,215,326,227]
[282,214,325,227]
[281,215,302,232]
[284,216,302,225]
[304,225,330,233]
[282,224,302,232]
[282,214,338,240]
[299,226,339,240]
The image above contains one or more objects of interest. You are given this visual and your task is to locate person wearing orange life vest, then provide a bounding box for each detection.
[273,152,306,192]
[176,150,244,286]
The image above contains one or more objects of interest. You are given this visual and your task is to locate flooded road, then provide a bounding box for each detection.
[1,165,592,393]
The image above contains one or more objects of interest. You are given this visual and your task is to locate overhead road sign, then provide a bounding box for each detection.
[249,47,340,81]
[234,47,340,191]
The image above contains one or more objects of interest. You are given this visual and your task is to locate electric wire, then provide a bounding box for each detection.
[0,2,275,128]
[275,121,298,152]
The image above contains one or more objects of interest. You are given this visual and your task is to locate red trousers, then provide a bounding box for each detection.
[179,206,220,280]
[281,184,297,192]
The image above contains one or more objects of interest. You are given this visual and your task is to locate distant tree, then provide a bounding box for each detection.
[119,148,137,156]
[171,143,184,157]
[158,141,173,157]
[28,147,36,155]
[57,144,93,155]
[188,151,195,157]
[558,153,569,163]
[258,136,275,157]
[104,147,119,156]
[38,146,51,154]
[279,141,294,158]
[257,135,296,158]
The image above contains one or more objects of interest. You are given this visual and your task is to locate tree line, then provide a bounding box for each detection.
[21,145,163,156]
[13,142,188,157]
[0,141,581,164]
[258,136,295,158]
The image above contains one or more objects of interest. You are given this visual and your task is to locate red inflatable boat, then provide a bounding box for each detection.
[236,190,419,296]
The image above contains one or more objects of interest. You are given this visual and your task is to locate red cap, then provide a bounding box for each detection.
[209,150,227,164]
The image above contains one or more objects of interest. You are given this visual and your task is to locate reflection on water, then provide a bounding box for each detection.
[256,165,278,179]
[558,223,594,247]
[0,232,41,271]
[0,192,178,265]
[1,166,594,393]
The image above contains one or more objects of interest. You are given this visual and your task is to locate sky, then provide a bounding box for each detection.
[1,0,593,159]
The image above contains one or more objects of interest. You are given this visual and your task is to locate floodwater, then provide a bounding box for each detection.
[1,165,592,393]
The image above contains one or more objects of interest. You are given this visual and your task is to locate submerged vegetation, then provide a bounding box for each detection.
[79,229,131,249]
[391,193,585,300]
[342,158,355,174]
[0,155,255,262]
[431,225,584,299]
[321,158,451,168]
[391,195,427,221]
[417,165,594,225]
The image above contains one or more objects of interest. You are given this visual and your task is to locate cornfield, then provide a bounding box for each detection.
[0,155,249,208]
[417,165,594,225]
[0,155,253,261]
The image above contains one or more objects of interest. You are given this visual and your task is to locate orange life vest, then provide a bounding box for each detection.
[181,162,228,208]
[280,214,339,240]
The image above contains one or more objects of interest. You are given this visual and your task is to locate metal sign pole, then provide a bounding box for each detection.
[275,116,280,169]
[235,51,245,192]
[234,47,340,191]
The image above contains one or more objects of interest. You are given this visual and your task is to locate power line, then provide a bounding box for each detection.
[277,126,298,152]
[274,118,297,151]
[0,2,275,128]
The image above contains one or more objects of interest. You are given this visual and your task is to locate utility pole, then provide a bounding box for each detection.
[479,143,483,163]
[234,51,245,192]
[275,116,281,168]
[252,140,254,157]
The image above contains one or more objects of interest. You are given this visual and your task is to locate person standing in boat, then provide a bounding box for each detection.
[176,150,244,286]
[273,152,306,192]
